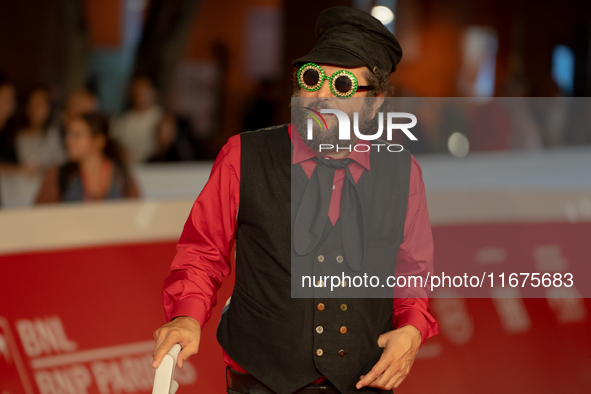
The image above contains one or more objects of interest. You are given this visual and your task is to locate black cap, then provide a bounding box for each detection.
[292,6,403,74]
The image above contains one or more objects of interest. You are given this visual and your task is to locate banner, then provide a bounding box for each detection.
[1,201,590,393]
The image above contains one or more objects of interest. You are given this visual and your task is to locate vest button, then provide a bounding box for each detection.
[340,304,348,311]
[332,184,335,190]
[316,326,323,334]
[316,349,324,356]
[336,255,343,263]
[317,303,325,311]
[317,279,324,287]
[338,349,345,357]
[317,255,324,262]
[340,326,347,334]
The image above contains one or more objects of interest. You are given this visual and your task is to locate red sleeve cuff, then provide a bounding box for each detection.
[168,298,210,329]
[395,309,430,347]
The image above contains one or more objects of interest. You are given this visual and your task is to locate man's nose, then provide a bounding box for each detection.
[314,79,333,99]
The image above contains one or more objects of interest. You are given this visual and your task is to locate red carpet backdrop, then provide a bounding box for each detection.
[1,200,589,393]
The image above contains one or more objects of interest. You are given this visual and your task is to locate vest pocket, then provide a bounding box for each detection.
[233,287,276,319]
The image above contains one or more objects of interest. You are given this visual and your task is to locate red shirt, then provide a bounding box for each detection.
[163,125,439,375]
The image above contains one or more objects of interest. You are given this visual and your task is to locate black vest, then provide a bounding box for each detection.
[217,125,411,394]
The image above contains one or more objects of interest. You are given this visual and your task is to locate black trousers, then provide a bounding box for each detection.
[226,367,393,394]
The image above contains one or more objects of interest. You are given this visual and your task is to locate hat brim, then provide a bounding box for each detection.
[292,47,367,69]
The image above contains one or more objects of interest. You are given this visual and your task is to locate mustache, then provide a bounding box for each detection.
[291,95,336,113]
[304,101,333,111]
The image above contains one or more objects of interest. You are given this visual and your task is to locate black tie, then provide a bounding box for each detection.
[293,157,365,271]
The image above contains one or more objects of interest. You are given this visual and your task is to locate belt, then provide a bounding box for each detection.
[226,367,340,394]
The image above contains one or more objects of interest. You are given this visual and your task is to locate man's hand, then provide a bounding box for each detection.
[152,316,201,369]
[356,325,422,391]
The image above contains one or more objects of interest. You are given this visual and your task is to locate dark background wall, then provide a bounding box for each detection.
[1,0,590,154]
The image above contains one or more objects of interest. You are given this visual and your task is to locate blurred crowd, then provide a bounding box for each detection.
[0,76,201,206]
[1,71,590,207]
[390,94,591,155]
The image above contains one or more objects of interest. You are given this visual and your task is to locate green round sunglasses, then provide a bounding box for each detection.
[296,62,372,98]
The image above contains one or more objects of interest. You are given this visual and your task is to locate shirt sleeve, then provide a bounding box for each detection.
[162,134,241,328]
[392,154,439,346]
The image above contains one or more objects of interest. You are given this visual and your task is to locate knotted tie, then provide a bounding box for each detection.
[293,157,365,271]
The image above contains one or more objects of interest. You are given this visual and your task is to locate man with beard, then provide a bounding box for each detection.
[152,6,438,394]
[291,90,381,156]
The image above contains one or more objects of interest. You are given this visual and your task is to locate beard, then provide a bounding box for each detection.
[291,94,378,156]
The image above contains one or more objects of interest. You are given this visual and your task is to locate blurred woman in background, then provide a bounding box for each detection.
[15,87,65,170]
[148,112,200,162]
[36,113,139,203]
[113,76,163,163]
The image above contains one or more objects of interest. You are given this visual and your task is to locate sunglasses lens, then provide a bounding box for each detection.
[334,75,353,94]
[302,68,320,88]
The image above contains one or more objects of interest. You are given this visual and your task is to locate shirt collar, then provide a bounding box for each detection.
[288,124,371,171]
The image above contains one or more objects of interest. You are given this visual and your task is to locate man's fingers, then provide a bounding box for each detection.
[391,362,413,388]
[151,317,201,370]
[356,328,420,390]
[151,327,167,367]
[152,336,178,368]
[388,372,406,389]
[151,326,171,365]
[177,344,198,369]
[365,359,400,389]
[152,327,170,355]
[372,360,412,390]
[366,365,407,390]
[366,363,398,389]
[377,333,389,348]
[363,372,384,388]
[356,357,390,389]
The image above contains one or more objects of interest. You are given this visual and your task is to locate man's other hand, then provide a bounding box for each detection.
[152,316,201,369]
[356,325,422,391]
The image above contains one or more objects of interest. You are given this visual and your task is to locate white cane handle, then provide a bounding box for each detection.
[152,344,182,394]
